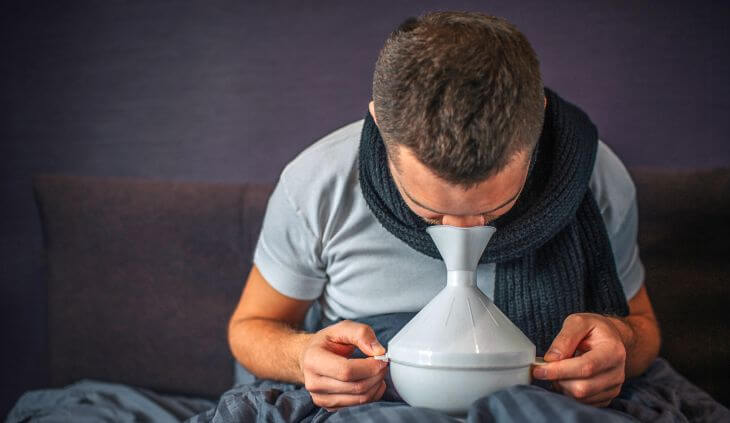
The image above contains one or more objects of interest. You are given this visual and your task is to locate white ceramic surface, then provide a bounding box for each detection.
[390,361,531,416]
[385,225,537,415]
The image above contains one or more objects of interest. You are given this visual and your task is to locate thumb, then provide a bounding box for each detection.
[545,313,592,362]
[330,320,386,356]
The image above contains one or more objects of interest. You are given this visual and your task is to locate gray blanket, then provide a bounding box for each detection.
[187,358,728,423]
[7,311,729,422]
[8,358,727,423]
[7,380,215,422]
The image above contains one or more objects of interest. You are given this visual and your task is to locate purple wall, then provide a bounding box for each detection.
[2,0,728,415]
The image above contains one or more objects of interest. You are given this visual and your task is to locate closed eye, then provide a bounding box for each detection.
[422,213,497,226]
[482,214,498,225]
[421,216,442,225]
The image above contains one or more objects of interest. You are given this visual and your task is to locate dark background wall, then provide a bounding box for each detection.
[2,0,728,416]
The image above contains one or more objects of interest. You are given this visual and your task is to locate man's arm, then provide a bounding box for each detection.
[605,283,661,377]
[228,264,313,384]
[228,265,388,410]
[533,142,662,406]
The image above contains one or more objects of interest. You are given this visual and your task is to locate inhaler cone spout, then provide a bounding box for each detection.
[426,225,497,273]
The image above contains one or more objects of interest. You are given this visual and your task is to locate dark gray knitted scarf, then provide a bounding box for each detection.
[358,87,629,354]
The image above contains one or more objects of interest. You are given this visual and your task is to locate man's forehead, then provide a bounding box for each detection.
[389,143,529,184]
[388,146,530,216]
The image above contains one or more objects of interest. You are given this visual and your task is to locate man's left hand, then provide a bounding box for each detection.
[531,313,629,407]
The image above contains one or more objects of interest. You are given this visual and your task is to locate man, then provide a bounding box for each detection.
[228,11,661,414]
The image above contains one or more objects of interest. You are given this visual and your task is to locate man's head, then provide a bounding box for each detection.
[369,11,545,227]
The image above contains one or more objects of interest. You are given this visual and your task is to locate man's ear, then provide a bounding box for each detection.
[368,100,378,125]
[544,96,547,109]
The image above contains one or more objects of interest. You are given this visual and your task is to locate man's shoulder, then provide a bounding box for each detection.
[280,119,364,187]
[590,140,637,235]
[273,119,364,236]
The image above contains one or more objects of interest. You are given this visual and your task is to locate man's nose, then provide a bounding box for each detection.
[441,214,486,227]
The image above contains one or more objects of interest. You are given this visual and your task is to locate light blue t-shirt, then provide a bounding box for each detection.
[254,119,644,323]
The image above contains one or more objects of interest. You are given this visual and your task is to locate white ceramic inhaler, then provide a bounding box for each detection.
[377,225,537,415]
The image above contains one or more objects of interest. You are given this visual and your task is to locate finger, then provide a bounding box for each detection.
[582,384,622,407]
[326,342,356,357]
[544,314,594,362]
[554,369,624,400]
[306,366,386,395]
[553,381,621,407]
[374,378,387,400]
[325,320,386,356]
[311,349,388,382]
[320,381,385,412]
[533,347,620,381]
[314,380,386,411]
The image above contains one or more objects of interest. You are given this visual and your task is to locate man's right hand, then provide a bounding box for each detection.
[298,320,389,411]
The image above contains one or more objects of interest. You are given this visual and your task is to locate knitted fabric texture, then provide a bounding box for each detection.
[358,87,629,354]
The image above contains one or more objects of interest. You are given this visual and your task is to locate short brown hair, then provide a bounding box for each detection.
[372,11,544,187]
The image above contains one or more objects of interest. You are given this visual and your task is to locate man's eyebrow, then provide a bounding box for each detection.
[400,180,522,216]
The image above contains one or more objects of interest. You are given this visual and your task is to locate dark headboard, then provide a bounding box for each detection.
[33,169,730,405]
[34,174,273,398]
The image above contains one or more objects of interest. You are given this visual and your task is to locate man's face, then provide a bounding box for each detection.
[387,145,531,227]
[369,97,543,228]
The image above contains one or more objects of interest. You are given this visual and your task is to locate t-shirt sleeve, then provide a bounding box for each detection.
[253,174,327,300]
[610,199,644,301]
[591,141,645,301]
